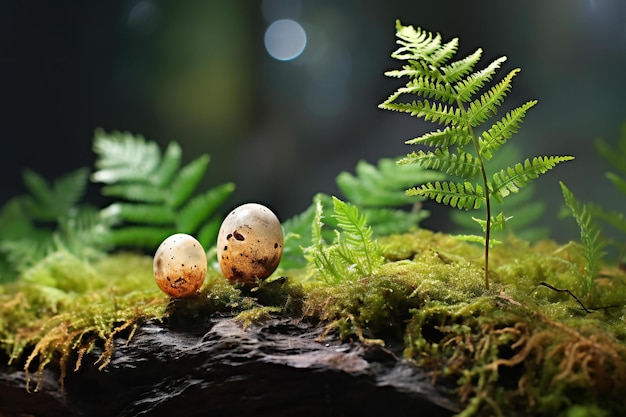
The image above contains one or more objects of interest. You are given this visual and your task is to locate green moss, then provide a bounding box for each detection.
[0,250,168,390]
[2,228,626,416]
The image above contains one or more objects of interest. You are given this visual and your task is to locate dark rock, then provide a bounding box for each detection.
[0,314,459,417]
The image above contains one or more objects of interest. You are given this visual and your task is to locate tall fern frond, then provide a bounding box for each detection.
[92,130,234,249]
[560,182,605,301]
[379,20,573,288]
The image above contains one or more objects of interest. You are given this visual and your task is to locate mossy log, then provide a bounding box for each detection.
[0,314,458,417]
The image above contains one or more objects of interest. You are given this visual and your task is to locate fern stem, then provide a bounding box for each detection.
[457,98,491,290]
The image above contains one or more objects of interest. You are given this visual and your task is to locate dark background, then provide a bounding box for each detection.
[2,0,626,241]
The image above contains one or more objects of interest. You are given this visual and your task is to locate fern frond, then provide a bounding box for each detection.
[92,130,234,249]
[302,195,383,284]
[91,130,161,184]
[560,182,605,300]
[479,100,538,160]
[407,181,484,210]
[490,156,574,203]
[336,158,442,207]
[303,195,344,284]
[400,148,481,179]
[22,168,89,221]
[332,197,383,277]
[382,21,573,289]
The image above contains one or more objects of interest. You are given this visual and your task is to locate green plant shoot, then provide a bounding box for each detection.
[379,20,573,289]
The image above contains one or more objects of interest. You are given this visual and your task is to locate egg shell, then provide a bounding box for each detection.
[153,233,207,298]
[217,203,284,285]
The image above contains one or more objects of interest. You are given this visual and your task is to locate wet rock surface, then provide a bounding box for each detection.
[0,314,458,417]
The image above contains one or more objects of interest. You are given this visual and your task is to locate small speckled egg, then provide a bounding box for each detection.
[153,233,207,298]
[217,203,284,285]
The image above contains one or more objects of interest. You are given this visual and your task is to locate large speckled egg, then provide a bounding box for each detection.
[153,233,207,298]
[217,203,284,285]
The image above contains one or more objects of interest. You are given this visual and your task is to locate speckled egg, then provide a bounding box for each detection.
[153,233,207,298]
[217,203,284,285]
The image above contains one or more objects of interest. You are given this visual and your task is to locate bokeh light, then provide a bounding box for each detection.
[264,19,307,61]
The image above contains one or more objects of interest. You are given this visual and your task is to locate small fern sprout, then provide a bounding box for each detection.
[379,21,574,289]
[153,233,207,298]
[217,203,284,286]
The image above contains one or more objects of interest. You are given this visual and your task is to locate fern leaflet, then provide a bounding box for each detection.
[407,181,484,210]
[490,156,574,203]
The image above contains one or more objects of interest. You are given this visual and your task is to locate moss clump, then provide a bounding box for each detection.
[0,251,168,390]
[2,228,626,417]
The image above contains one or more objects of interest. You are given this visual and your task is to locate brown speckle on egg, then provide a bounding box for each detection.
[217,203,284,286]
[153,233,207,298]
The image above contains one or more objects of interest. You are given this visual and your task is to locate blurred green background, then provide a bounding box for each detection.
[2,0,625,241]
